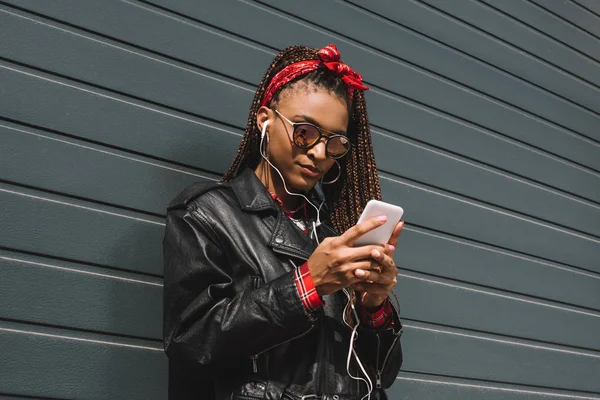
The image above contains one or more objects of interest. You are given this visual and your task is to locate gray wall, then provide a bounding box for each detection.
[1,0,599,399]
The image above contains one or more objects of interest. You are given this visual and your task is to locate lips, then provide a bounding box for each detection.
[298,163,321,177]
[300,164,320,173]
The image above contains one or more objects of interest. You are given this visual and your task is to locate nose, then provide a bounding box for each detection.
[307,138,328,160]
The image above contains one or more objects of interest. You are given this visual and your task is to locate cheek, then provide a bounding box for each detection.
[268,131,298,168]
[268,130,291,154]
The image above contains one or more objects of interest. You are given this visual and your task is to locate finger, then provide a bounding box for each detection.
[343,261,374,282]
[352,282,391,296]
[367,261,382,274]
[387,220,405,248]
[338,215,388,246]
[342,244,386,262]
[371,250,396,272]
[354,268,396,285]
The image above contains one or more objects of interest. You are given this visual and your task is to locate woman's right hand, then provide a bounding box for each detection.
[307,215,392,296]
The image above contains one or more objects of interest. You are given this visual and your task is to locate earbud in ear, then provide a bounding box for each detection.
[261,120,269,140]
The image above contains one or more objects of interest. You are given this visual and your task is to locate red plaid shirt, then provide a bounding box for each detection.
[270,191,394,329]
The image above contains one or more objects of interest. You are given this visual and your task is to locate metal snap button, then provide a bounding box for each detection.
[275,237,283,244]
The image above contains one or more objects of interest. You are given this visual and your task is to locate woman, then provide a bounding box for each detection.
[163,44,404,400]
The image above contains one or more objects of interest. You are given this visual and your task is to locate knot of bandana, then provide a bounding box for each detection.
[317,45,369,92]
[261,44,369,107]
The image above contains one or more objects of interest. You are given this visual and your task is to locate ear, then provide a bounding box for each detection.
[256,106,272,133]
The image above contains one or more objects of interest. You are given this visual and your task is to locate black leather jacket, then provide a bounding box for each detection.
[163,168,403,400]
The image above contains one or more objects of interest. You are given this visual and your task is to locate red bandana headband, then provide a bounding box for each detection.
[261,44,369,107]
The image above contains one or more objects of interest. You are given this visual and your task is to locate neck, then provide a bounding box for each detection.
[254,162,302,211]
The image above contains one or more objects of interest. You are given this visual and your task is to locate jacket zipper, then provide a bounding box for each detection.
[249,324,315,373]
[375,327,403,388]
[374,298,403,389]
[375,334,382,389]
[315,308,327,394]
[251,355,259,373]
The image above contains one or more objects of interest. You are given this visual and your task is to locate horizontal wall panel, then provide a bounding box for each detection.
[3,4,598,206]
[4,57,599,214]
[2,116,599,240]
[11,0,600,156]
[5,241,597,354]
[1,71,598,302]
[536,0,600,39]
[118,1,600,196]
[0,64,243,173]
[479,0,600,63]
[380,174,600,273]
[0,121,218,216]
[0,0,274,86]
[4,144,597,315]
[420,0,600,89]
[398,226,600,312]
[347,0,600,140]
[0,250,162,339]
[0,6,254,127]
[142,0,600,168]
[2,134,598,280]
[0,184,164,275]
[372,130,600,238]
[260,0,600,159]
[389,372,600,400]
[4,159,597,282]
[0,321,167,399]
[401,322,600,393]
[395,270,600,350]
[367,91,600,204]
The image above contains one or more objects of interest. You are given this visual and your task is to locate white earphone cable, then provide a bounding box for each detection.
[260,121,324,243]
[262,121,371,398]
[343,289,373,400]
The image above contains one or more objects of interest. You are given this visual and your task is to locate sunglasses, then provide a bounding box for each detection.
[274,109,351,159]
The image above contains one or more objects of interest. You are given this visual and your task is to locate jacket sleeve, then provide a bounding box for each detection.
[163,207,316,374]
[354,304,403,390]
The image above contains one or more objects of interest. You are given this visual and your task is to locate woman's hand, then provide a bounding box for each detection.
[307,216,388,297]
[353,221,404,309]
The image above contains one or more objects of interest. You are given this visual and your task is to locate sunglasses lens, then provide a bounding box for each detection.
[293,124,321,148]
[327,136,351,159]
[292,122,350,159]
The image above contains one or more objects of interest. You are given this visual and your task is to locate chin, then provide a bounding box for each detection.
[289,174,318,193]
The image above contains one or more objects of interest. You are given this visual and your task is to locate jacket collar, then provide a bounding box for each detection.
[230,168,337,261]
[231,167,280,213]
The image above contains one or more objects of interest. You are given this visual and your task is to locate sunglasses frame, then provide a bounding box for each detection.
[273,109,351,159]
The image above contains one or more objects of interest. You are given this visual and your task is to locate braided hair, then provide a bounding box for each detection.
[221,45,382,234]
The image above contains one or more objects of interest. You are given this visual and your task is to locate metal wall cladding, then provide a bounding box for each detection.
[0,0,598,398]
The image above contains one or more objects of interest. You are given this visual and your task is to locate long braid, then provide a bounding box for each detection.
[323,90,382,233]
[222,46,382,233]
[222,46,315,182]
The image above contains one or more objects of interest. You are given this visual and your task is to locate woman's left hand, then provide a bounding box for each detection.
[352,220,404,309]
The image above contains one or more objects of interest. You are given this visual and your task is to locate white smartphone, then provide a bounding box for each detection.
[354,200,404,246]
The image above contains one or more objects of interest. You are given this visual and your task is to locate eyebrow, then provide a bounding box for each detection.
[292,114,347,136]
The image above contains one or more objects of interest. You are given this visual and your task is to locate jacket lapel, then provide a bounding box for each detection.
[268,211,316,261]
[230,168,338,262]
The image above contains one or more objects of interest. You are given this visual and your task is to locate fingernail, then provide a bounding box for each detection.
[373,249,381,258]
[378,215,387,222]
[389,245,395,252]
[356,269,365,277]
[400,220,405,227]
